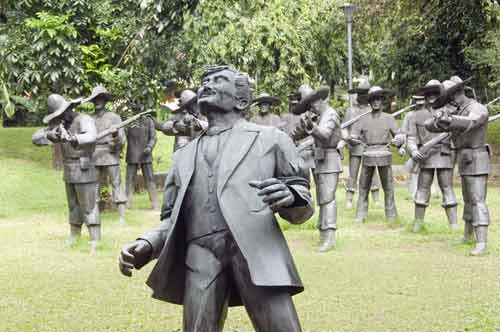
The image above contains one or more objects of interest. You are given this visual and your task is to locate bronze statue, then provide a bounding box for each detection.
[291,85,342,252]
[154,89,207,152]
[250,93,282,127]
[33,94,100,252]
[343,79,380,209]
[125,102,160,210]
[85,86,127,224]
[350,86,403,223]
[425,76,490,255]
[407,81,458,232]
[119,66,313,331]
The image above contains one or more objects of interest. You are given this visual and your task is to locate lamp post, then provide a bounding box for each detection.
[340,3,356,106]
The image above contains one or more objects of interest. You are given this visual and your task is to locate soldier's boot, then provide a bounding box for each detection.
[67,224,82,247]
[462,221,474,243]
[470,226,488,256]
[371,189,380,205]
[412,205,426,233]
[318,229,336,253]
[88,225,101,255]
[345,191,354,210]
[445,206,459,230]
[318,201,337,252]
[117,203,126,225]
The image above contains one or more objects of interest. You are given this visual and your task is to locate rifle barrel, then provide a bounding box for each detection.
[487,96,500,107]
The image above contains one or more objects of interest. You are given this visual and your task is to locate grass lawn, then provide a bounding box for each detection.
[1,127,500,332]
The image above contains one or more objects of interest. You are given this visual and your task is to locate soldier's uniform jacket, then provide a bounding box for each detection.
[351,111,399,166]
[57,114,98,184]
[92,111,125,166]
[250,113,282,127]
[126,117,157,164]
[309,104,343,174]
[407,107,454,169]
[158,112,204,151]
[426,98,489,176]
[344,104,371,156]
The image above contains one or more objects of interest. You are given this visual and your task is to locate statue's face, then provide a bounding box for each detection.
[198,69,238,113]
[370,96,383,110]
[425,93,439,104]
[259,103,271,114]
[93,96,107,112]
[357,94,369,105]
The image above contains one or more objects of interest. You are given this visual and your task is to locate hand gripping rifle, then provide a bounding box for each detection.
[96,109,155,140]
[404,112,500,173]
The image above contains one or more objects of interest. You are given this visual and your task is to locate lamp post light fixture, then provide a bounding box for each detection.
[340,3,357,106]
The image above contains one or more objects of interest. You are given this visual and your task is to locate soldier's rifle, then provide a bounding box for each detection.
[296,104,415,153]
[96,109,154,140]
[404,112,500,173]
[487,96,500,107]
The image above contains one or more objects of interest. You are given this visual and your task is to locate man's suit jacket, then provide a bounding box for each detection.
[139,119,314,306]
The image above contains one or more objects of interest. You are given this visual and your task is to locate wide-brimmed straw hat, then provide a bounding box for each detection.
[416,79,442,97]
[83,86,113,103]
[367,86,395,101]
[431,76,471,109]
[43,94,82,124]
[348,79,371,95]
[291,85,330,115]
[252,93,280,106]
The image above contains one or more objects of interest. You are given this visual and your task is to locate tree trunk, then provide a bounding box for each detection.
[52,143,63,170]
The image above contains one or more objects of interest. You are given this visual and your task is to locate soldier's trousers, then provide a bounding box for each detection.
[314,172,339,230]
[346,155,380,193]
[356,165,397,220]
[95,165,127,204]
[184,231,301,332]
[414,168,457,208]
[65,182,100,226]
[126,163,159,208]
[462,175,490,226]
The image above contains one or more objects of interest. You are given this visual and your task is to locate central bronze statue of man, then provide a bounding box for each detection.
[118,66,313,332]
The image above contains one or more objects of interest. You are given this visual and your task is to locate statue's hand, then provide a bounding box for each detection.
[249,178,294,212]
[119,240,152,277]
[411,150,424,161]
[143,147,152,155]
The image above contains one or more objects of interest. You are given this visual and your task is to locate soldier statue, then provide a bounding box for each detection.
[33,94,100,252]
[292,85,342,252]
[398,96,421,199]
[118,66,313,332]
[343,79,381,209]
[154,89,207,152]
[85,86,128,224]
[407,80,458,232]
[250,92,282,127]
[125,102,160,210]
[350,86,403,223]
[425,76,490,256]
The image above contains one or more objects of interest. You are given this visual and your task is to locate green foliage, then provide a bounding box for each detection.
[175,0,349,111]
